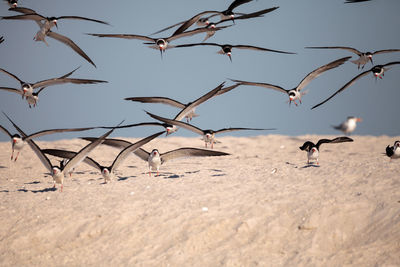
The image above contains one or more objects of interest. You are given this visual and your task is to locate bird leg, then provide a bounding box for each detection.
[14,151,19,161]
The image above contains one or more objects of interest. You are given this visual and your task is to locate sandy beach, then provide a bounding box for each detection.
[0,134,399,266]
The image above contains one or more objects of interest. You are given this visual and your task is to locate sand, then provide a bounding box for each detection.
[0,135,399,266]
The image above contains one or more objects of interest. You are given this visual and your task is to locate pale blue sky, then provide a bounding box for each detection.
[0,0,399,141]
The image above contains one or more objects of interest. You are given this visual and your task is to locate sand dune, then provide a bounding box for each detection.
[0,135,399,266]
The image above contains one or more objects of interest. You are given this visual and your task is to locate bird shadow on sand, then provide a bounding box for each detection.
[302,164,320,168]
[0,165,7,169]
[24,181,41,185]
[0,190,9,193]
[18,187,57,193]
[117,175,137,181]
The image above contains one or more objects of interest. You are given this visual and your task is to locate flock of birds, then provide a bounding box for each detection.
[0,0,399,192]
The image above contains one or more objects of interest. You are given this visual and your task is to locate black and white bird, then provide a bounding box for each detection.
[125,82,239,124]
[42,131,163,183]
[1,9,108,67]
[299,137,353,165]
[231,56,350,106]
[306,46,400,69]
[311,62,400,109]
[332,116,362,135]
[4,0,18,8]
[78,137,230,176]
[172,42,295,61]
[146,111,275,149]
[88,27,224,58]
[0,112,106,161]
[385,141,400,160]
[0,67,107,107]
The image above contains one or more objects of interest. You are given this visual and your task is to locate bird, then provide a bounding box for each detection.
[0,111,109,161]
[4,0,18,8]
[299,137,353,165]
[231,56,350,106]
[0,67,107,107]
[172,42,295,61]
[332,116,362,135]
[385,141,400,160]
[77,137,230,176]
[311,61,400,109]
[124,82,239,124]
[87,27,224,58]
[305,46,400,69]
[1,11,107,67]
[145,111,275,148]
[42,131,164,183]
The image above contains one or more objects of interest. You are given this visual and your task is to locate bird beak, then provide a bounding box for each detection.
[369,57,373,65]
[55,21,58,29]
[357,118,362,122]
[12,3,17,7]
[227,52,232,62]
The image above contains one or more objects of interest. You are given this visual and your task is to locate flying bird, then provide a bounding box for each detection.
[146,111,275,148]
[172,42,295,61]
[0,112,107,161]
[332,116,362,135]
[299,137,353,165]
[231,56,350,106]
[1,10,107,67]
[385,141,400,160]
[311,61,400,109]
[42,131,163,183]
[306,46,400,69]
[78,137,230,176]
[4,0,18,8]
[0,67,107,107]
[87,27,224,58]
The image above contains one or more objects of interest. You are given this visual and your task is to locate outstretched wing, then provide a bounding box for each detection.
[316,136,353,149]
[161,147,229,164]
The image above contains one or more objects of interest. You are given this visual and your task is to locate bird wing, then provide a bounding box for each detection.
[87,33,154,42]
[146,111,204,136]
[227,0,253,12]
[296,56,350,92]
[124,97,186,109]
[0,68,23,83]
[1,13,45,22]
[161,147,229,164]
[299,141,315,152]
[305,46,362,56]
[214,83,240,96]
[215,127,275,134]
[8,7,37,14]
[316,136,353,149]
[216,6,279,25]
[57,16,109,25]
[311,67,371,110]
[2,111,28,138]
[33,77,106,89]
[42,149,102,171]
[168,27,222,42]
[174,42,221,49]
[25,126,99,141]
[110,131,163,171]
[0,87,23,96]
[230,79,288,94]
[47,31,96,67]
[172,11,220,36]
[0,124,13,138]
[233,44,295,54]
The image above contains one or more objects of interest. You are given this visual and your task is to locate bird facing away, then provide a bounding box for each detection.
[299,136,353,165]
[0,111,109,161]
[311,61,400,110]
[42,131,164,183]
[332,116,362,135]
[172,42,295,61]
[0,67,107,108]
[385,141,400,160]
[305,46,400,69]
[78,137,230,177]
[145,111,275,149]
[231,56,350,106]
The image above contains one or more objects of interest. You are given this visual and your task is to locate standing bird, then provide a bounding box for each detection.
[1,10,109,67]
[306,46,400,69]
[311,62,400,109]
[172,42,295,61]
[385,141,400,160]
[42,131,163,183]
[145,111,275,148]
[77,137,230,177]
[332,116,362,135]
[0,67,107,107]
[0,112,107,161]
[299,137,354,165]
[87,27,224,58]
[231,56,350,106]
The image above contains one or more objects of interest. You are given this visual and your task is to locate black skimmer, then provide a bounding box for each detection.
[311,61,400,109]
[385,141,400,160]
[78,137,230,177]
[1,111,107,161]
[87,27,224,58]
[25,129,114,192]
[42,131,163,183]
[0,67,107,107]
[172,42,295,61]
[332,116,362,135]
[125,82,239,124]
[231,56,350,106]
[306,46,400,69]
[1,11,106,67]
[299,137,353,165]
[145,111,275,149]
[4,0,17,8]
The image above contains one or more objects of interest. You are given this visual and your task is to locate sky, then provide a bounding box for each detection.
[0,0,399,142]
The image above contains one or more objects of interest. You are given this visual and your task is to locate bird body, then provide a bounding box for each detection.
[385,141,400,160]
[332,117,362,135]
